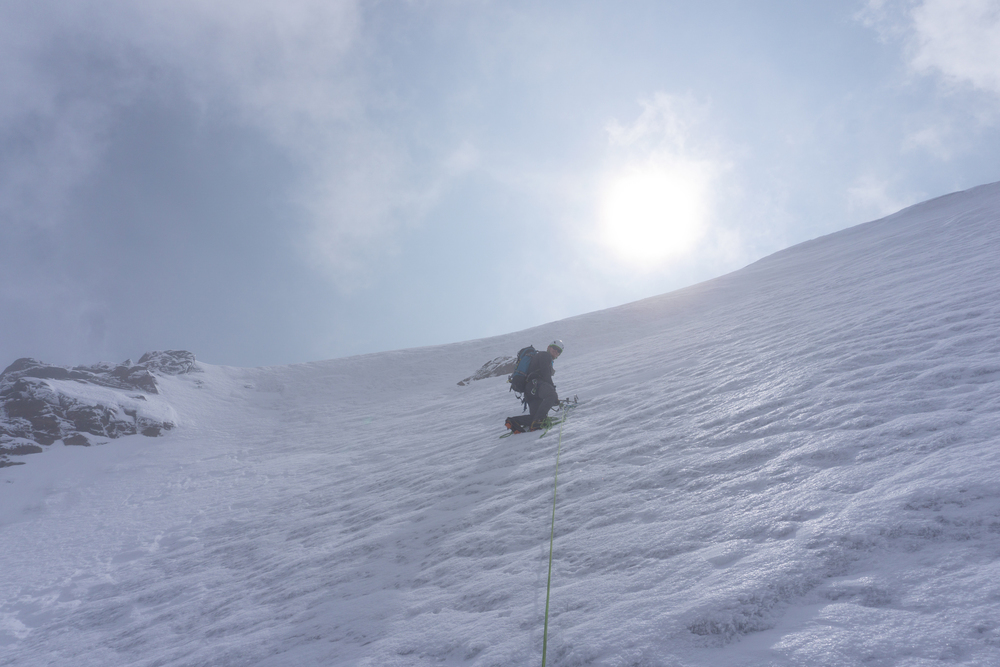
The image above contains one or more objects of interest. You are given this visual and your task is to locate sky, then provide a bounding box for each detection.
[1,0,999,368]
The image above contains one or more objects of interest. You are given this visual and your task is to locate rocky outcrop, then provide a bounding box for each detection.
[136,350,198,376]
[0,356,159,394]
[457,355,517,386]
[0,351,195,468]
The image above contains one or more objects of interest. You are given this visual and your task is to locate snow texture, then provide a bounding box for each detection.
[2,184,1000,665]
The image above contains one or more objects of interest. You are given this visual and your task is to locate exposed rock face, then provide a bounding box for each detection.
[0,350,196,468]
[1,356,159,393]
[136,350,198,376]
[457,355,517,386]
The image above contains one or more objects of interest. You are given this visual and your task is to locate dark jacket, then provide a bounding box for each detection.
[527,349,557,386]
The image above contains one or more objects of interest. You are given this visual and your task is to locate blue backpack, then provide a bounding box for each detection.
[508,345,537,394]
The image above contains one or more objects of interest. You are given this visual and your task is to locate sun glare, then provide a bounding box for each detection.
[600,166,708,265]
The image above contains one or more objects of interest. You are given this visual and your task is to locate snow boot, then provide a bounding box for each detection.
[505,417,527,434]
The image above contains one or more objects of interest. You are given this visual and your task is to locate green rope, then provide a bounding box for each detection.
[541,415,566,667]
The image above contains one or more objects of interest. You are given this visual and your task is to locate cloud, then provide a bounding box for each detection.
[910,0,1000,94]
[297,133,431,291]
[846,175,911,221]
[0,3,134,231]
[856,0,1000,169]
[902,123,956,160]
[854,0,916,41]
[858,0,1000,96]
[606,94,703,154]
[0,0,454,291]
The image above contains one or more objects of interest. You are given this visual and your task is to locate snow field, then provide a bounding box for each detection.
[2,182,1000,665]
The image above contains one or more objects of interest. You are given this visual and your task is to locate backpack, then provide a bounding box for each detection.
[508,345,537,394]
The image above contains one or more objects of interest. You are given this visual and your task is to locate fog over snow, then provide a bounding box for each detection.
[2,181,1000,666]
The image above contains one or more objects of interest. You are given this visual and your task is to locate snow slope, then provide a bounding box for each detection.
[3,182,1000,666]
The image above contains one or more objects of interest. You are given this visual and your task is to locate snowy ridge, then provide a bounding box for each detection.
[2,183,1000,665]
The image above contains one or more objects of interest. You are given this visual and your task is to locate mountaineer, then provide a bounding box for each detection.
[505,339,564,434]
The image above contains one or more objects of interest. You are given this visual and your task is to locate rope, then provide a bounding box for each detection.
[540,414,566,667]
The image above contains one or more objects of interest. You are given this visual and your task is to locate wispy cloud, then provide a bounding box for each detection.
[847,174,912,221]
[855,0,1000,182]
[606,94,706,155]
[910,0,1000,95]
[858,0,1000,96]
[902,123,957,160]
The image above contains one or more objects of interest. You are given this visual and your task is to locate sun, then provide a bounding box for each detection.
[600,165,708,265]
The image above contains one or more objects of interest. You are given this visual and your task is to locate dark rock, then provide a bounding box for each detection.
[0,359,72,381]
[108,365,158,393]
[1,358,46,377]
[0,350,193,467]
[1,442,44,456]
[1,439,41,468]
[1,379,68,445]
[1,357,168,394]
[136,350,198,376]
[140,424,166,437]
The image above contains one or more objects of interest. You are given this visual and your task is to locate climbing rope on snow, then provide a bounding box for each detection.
[541,412,567,667]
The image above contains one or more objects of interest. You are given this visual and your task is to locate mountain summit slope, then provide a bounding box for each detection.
[2,182,1000,666]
